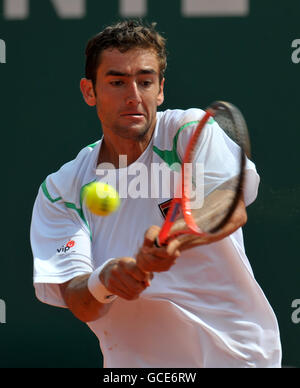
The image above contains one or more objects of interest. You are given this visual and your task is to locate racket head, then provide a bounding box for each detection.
[157,101,250,246]
[210,101,251,159]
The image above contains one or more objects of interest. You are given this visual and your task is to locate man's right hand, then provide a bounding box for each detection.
[135,226,181,273]
[100,257,153,301]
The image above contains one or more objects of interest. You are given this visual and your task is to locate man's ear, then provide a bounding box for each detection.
[80,78,96,106]
[157,78,165,107]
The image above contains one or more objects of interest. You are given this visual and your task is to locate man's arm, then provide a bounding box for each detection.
[60,274,111,323]
[59,257,154,323]
[176,198,248,251]
[136,199,247,271]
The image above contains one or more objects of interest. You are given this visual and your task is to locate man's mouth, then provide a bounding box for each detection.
[120,112,145,117]
[120,113,146,123]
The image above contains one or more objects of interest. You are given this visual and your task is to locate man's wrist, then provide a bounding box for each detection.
[87,259,118,304]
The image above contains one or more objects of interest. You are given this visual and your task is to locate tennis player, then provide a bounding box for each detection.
[30,20,281,367]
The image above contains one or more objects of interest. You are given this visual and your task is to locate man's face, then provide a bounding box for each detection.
[87,47,164,141]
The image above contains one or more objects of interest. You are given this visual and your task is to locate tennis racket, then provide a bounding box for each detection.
[156,100,251,247]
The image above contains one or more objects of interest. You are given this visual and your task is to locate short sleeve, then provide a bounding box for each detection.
[176,118,260,207]
[30,184,94,307]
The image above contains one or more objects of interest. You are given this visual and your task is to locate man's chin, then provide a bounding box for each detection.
[113,124,151,141]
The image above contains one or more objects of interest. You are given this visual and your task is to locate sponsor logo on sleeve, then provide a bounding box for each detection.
[57,240,76,255]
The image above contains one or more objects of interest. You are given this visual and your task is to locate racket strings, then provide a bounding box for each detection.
[214,107,251,159]
[182,104,247,235]
[189,176,240,233]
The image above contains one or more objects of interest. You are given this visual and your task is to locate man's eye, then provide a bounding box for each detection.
[110,80,123,86]
[141,80,152,87]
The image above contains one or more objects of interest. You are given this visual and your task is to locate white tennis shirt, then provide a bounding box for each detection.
[31,109,282,368]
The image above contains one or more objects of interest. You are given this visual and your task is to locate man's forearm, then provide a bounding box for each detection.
[60,274,112,323]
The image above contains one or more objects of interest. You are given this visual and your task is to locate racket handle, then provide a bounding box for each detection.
[154,237,161,247]
[157,201,181,246]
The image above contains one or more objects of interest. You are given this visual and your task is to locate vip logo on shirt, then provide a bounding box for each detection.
[57,240,75,255]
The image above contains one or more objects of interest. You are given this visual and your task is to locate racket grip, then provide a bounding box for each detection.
[154,236,169,247]
[154,237,161,247]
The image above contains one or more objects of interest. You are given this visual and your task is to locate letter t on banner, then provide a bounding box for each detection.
[120,0,147,17]
[182,0,249,17]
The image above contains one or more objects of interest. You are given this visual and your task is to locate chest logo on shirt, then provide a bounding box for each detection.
[158,199,172,219]
[57,240,76,255]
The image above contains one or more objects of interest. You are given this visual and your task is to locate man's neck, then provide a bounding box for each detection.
[97,130,154,168]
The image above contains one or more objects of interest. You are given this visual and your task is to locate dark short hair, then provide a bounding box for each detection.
[85,19,167,86]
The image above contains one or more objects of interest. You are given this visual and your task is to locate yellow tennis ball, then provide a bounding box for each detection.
[83,182,120,216]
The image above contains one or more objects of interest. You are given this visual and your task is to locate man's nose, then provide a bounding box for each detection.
[125,82,142,105]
